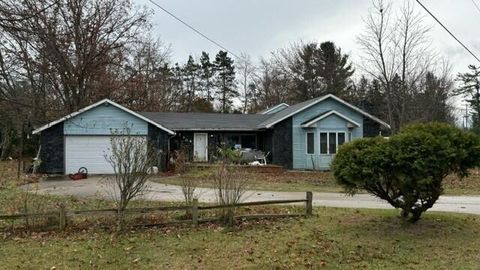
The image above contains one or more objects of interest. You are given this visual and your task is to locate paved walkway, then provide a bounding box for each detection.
[23,177,480,215]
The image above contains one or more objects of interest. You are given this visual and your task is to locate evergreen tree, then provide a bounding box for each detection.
[348,75,369,110]
[182,55,200,111]
[199,52,215,103]
[289,43,322,102]
[419,72,453,123]
[191,97,214,112]
[213,51,237,113]
[455,65,480,132]
[285,41,354,102]
[318,41,354,97]
[172,63,185,111]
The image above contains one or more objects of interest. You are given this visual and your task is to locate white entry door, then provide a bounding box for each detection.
[193,133,208,162]
[65,135,146,174]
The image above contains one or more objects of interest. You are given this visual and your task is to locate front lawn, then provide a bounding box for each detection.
[154,167,342,193]
[153,167,480,195]
[1,161,480,268]
[1,208,480,269]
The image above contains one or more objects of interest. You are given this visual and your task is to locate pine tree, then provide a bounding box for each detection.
[455,65,480,132]
[172,63,185,111]
[199,52,215,103]
[420,72,453,123]
[183,55,200,111]
[286,41,354,102]
[318,41,354,97]
[289,43,322,102]
[213,51,237,113]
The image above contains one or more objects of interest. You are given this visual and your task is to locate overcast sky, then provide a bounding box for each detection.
[135,0,480,113]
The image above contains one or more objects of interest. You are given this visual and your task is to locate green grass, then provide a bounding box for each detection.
[1,161,480,268]
[153,167,480,195]
[154,168,344,193]
[1,208,480,269]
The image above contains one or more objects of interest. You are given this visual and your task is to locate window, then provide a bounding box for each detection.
[224,134,257,149]
[320,132,347,154]
[338,133,345,147]
[306,132,314,154]
[240,135,256,149]
[320,133,328,154]
[329,133,337,154]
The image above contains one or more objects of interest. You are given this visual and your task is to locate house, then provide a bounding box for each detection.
[32,94,390,174]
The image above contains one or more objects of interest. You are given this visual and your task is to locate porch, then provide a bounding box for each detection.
[169,131,271,163]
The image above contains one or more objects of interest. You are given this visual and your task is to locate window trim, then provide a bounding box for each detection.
[306,132,315,155]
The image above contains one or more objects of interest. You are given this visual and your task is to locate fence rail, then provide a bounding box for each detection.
[0,191,313,230]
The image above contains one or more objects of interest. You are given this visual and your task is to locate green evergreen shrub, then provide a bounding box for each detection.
[332,123,480,222]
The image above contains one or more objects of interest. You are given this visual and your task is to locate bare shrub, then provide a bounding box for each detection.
[174,149,200,217]
[172,148,188,174]
[104,129,155,231]
[212,146,250,225]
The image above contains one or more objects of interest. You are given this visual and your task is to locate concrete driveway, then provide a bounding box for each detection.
[23,176,480,216]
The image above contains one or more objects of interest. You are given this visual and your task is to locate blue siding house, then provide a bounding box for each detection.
[64,104,149,136]
[33,94,389,174]
[292,98,364,170]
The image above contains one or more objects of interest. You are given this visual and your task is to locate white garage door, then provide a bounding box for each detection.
[65,136,147,174]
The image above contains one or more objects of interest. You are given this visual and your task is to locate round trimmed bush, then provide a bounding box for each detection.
[332,123,480,222]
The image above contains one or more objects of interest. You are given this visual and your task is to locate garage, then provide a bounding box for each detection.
[33,99,174,174]
[64,136,147,174]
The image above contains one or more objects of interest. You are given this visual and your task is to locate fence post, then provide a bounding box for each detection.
[306,191,313,216]
[192,199,198,227]
[59,203,66,230]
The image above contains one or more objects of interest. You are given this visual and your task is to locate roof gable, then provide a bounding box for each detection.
[257,94,390,129]
[32,99,175,135]
[300,110,361,128]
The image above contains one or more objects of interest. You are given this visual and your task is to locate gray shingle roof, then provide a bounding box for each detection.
[258,103,289,114]
[139,112,272,131]
[139,94,390,131]
[256,96,324,128]
[300,110,332,126]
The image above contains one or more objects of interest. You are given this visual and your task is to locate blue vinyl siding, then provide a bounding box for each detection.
[292,98,363,170]
[64,103,148,135]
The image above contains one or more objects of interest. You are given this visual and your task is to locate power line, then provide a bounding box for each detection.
[471,0,480,15]
[416,0,480,63]
[0,0,58,23]
[146,0,240,59]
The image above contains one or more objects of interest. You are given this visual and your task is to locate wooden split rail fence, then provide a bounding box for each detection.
[0,191,313,231]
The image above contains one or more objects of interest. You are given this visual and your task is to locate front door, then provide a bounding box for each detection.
[193,133,208,162]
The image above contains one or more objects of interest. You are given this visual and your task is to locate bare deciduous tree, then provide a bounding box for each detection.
[235,53,256,113]
[0,0,150,114]
[116,37,178,112]
[251,58,291,111]
[357,0,437,132]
